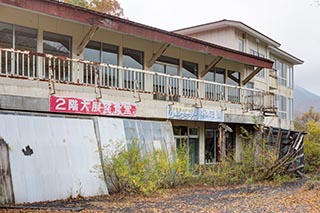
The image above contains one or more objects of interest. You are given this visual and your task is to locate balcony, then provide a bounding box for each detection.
[0,47,275,113]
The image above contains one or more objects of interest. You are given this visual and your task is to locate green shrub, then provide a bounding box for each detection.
[98,140,191,196]
[304,139,320,173]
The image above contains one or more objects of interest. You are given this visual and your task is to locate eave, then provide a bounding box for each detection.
[0,0,273,69]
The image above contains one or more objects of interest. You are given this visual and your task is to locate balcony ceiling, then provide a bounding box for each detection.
[0,0,273,69]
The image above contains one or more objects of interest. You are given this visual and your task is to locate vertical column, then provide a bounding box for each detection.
[37,29,43,78]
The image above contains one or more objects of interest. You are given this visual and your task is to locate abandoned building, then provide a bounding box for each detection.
[0,0,303,204]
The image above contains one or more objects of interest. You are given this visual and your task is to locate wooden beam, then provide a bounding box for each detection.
[76,25,99,56]
[147,43,170,68]
[242,67,263,85]
[200,56,223,78]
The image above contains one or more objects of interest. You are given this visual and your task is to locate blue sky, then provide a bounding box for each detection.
[119,0,320,95]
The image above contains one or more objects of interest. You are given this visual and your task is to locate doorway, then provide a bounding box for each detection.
[173,126,199,169]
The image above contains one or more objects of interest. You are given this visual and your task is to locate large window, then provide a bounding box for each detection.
[273,59,287,86]
[238,38,245,52]
[288,98,294,121]
[153,56,179,101]
[0,22,37,77]
[182,60,198,97]
[276,95,287,119]
[227,70,240,103]
[84,41,119,86]
[0,22,13,48]
[43,31,72,81]
[204,67,225,101]
[250,49,265,78]
[123,47,144,90]
[287,66,293,89]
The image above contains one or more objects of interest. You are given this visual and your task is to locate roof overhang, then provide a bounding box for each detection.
[174,19,281,48]
[0,0,273,69]
[269,46,304,65]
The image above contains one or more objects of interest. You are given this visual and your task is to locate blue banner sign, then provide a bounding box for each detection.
[167,106,224,122]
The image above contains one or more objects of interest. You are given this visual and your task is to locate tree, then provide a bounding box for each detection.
[294,107,320,131]
[63,0,124,17]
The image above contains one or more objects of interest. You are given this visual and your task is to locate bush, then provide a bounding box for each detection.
[98,140,191,196]
[304,139,320,173]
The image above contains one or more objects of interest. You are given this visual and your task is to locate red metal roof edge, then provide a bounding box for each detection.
[0,0,273,69]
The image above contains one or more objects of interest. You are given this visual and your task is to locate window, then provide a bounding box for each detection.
[84,41,119,86]
[238,39,245,52]
[204,67,225,101]
[43,31,72,81]
[273,59,287,86]
[287,66,293,89]
[250,49,265,78]
[0,22,13,48]
[0,22,37,77]
[43,32,71,57]
[276,95,287,119]
[288,98,294,121]
[153,56,179,101]
[123,47,144,69]
[182,61,198,97]
[227,70,240,103]
[123,47,144,90]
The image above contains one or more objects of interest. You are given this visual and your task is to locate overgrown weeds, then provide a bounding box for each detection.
[95,125,295,196]
[97,140,191,196]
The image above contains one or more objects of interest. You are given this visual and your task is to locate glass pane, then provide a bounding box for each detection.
[153,63,165,73]
[102,43,118,65]
[84,41,100,62]
[166,65,178,76]
[43,31,71,57]
[0,22,13,48]
[157,55,179,65]
[173,126,188,136]
[182,61,198,78]
[215,68,225,83]
[227,70,240,86]
[123,48,144,69]
[15,25,37,51]
[204,71,213,81]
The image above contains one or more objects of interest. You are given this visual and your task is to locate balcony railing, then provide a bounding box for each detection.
[0,47,274,111]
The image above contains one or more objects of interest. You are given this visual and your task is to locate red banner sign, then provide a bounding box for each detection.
[50,95,136,117]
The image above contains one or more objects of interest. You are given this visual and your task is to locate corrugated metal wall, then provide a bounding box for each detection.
[0,114,108,203]
[0,113,176,203]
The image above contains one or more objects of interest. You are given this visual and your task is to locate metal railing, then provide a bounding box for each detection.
[0,47,274,111]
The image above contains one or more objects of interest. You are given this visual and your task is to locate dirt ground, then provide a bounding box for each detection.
[1,179,320,213]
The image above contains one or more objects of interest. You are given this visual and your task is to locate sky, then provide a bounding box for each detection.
[118,0,320,95]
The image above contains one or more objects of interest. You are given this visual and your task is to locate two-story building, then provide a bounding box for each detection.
[174,19,303,130]
[0,0,302,203]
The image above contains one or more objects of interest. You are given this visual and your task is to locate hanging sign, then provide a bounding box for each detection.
[50,95,136,117]
[167,106,224,122]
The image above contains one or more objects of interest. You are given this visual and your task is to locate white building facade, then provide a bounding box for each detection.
[0,1,302,203]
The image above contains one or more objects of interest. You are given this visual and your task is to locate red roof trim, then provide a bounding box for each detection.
[0,0,273,69]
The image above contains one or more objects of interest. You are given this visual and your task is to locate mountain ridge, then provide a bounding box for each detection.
[294,85,320,116]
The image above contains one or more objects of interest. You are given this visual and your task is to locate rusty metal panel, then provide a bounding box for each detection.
[0,114,108,203]
[0,137,14,204]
